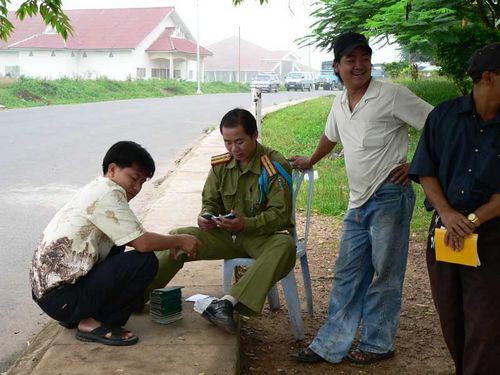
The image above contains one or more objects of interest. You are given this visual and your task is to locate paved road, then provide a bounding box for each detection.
[0,89,332,371]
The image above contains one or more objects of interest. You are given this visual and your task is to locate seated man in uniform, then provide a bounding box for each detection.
[147,108,296,333]
[30,141,200,346]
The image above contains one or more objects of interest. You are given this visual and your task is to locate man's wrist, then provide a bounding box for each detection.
[467,212,481,228]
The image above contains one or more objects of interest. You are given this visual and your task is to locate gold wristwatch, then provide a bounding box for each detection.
[467,213,481,228]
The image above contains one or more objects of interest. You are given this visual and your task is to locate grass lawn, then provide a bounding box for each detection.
[262,79,462,239]
[0,77,249,108]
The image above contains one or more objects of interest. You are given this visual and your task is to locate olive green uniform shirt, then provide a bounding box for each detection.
[201,143,294,235]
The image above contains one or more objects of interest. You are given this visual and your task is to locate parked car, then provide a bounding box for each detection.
[250,73,280,92]
[315,70,342,90]
[284,71,315,91]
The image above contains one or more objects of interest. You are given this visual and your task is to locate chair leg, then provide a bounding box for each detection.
[281,270,305,340]
[223,262,233,294]
[267,285,280,311]
[300,254,314,316]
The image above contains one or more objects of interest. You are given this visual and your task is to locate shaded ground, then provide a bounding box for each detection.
[240,214,454,374]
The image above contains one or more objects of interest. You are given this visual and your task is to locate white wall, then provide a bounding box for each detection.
[18,50,73,78]
[0,51,20,76]
[72,50,133,79]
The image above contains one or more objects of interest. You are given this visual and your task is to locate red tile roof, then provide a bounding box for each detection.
[1,7,204,51]
[146,28,212,56]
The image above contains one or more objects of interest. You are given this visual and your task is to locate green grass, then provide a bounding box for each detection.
[0,77,249,108]
[262,78,462,239]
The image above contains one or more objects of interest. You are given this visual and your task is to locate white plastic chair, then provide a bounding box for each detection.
[223,168,314,340]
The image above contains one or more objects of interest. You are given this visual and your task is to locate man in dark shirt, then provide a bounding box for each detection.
[409,43,500,375]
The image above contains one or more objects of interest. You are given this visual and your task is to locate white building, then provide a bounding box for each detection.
[204,36,315,83]
[0,7,212,81]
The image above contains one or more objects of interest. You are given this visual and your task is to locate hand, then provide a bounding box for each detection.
[439,208,475,249]
[288,155,313,170]
[390,163,410,185]
[213,210,244,233]
[444,231,465,251]
[176,234,201,257]
[198,215,217,231]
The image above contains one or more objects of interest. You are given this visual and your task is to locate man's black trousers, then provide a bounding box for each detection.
[34,248,158,328]
[427,214,500,375]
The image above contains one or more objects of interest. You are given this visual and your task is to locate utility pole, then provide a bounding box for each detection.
[196,0,202,94]
[237,26,241,83]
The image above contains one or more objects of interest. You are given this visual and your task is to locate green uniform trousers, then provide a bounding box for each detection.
[147,227,296,315]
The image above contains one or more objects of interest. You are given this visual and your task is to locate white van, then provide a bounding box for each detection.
[284,71,315,91]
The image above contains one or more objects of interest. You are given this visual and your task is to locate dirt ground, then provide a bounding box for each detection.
[240,214,455,374]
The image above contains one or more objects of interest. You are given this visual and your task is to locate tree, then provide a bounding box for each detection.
[299,0,499,93]
[0,0,72,42]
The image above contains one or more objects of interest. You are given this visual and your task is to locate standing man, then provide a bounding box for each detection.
[147,108,296,334]
[291,32,433,364]
[409,43,500,375]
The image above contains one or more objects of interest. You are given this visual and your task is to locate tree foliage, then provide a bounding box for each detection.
[1,0,72,42]
[300,0,499,93]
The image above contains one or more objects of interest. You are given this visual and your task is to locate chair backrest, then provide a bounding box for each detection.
[291,169,314,254]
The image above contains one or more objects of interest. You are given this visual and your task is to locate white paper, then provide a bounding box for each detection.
[185,293,210,302]
[193,297,217,314]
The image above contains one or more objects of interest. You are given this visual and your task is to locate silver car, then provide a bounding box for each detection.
[250,73,280,93]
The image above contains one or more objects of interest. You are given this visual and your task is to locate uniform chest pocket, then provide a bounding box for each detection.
[219,173,238,208]
[361,121,388,148]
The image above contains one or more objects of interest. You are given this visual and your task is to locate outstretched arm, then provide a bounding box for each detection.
[289,134,337,170]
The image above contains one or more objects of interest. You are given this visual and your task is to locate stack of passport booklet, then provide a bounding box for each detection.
[150,286,183,324]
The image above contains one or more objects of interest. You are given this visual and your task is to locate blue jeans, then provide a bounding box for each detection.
[310,180,415,363]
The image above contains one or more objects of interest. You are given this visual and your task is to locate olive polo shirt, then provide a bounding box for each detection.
[325,79,433,208]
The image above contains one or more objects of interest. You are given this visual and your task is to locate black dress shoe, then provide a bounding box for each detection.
[201,299,236,334]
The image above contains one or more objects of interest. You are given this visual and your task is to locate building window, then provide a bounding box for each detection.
[109,52,114,58]
[51,51,56,57]
[151,68,168,79]
[82,52,87,58]
[174,69,181,79]
[5,66,20,78]
[29,51,34,56]
[71,51,75,57]
[136,68,146,79]
[189,70,193,79]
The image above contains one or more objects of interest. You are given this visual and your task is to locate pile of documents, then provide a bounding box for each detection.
[150,286,183,324]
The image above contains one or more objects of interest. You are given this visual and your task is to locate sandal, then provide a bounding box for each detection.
[292,347,325,363]
[76,325,138,346]
[346,348,394,364]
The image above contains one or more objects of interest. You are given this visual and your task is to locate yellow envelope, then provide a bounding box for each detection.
[434,228,480,267]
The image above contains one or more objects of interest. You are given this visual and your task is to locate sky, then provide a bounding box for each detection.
[8,0,401,69]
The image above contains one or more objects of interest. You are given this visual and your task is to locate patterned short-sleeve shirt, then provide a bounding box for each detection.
[30,177,145,298]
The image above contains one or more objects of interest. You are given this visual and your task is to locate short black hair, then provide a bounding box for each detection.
[102,141,155,177]
[219,108,257,136]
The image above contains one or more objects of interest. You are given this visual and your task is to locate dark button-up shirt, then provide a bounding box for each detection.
[409,93,500,212]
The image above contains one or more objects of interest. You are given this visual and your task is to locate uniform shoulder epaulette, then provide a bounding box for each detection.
[260,154,277,177]
[211,152,232,166]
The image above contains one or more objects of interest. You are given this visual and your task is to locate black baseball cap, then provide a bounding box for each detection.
[467,42,500,82]
[334,32,372,61]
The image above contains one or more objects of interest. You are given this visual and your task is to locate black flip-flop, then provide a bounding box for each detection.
[346,348,395,364]
[76,325,138,346]
[292,347,325,363]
